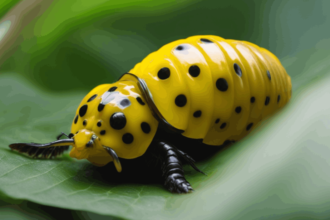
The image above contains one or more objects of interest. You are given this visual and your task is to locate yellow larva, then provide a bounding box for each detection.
[9,35,291,193]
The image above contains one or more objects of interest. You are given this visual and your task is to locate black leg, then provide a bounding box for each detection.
[153,140,203,193]
[175,149,206,175]
[56,132,69,140]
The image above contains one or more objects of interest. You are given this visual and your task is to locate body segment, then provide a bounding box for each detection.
[129,35,292,145]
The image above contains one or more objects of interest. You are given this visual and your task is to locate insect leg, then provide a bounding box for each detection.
[175,149,206,175]
[153,140,194,193]
[56,132,70,140]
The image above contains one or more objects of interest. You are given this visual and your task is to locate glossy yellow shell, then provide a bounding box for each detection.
[129,35,292,146]
[70,80,159,161]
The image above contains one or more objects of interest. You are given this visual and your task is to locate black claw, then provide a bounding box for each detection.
[175,149,206,175]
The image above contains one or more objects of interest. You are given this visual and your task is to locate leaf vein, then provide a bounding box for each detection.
[0,161,35,178]
[66,182,96,196]
[13,163,63,184]
[32,173,75,195]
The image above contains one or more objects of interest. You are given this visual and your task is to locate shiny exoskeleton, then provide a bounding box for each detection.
[9,35,292,193]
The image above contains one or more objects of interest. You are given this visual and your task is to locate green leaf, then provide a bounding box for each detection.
[1,47,330,219]
[1,0,330,219]
[0,0,21,19]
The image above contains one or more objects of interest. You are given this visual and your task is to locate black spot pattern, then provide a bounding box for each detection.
[216,78,228,91]
[136,97,145,105]
[267,70,271,80]
[74,115,78,124]
[193,110,202,118]
[189,65,200,77]
[98,103,105,112]
[246,123,253,131]
[87,94,97,102]
[100,130,106,135]
[141,122,151,134]
[158,67,170,80]
[265,97,270,106]
[250,97,255,103]
[79,105,88,117]
[215,118,220,124]
[200,38,213,43]
[176,45,184,50]
[109,86,117,92]
[234,63,242,77]
[110,112,126,130]
[277,95,280,103]
[68,133,74,138]
[220,123,227,129]
[175,95,187,107]
[97,121,102,127]
[120,99,130,107]
[122,133,134,144]
[235,106,242,114]
[83,120,87,126]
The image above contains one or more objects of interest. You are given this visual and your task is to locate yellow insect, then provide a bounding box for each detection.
[9,35,292,193]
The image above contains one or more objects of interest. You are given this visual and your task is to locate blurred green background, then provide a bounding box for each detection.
[0,0,330,219]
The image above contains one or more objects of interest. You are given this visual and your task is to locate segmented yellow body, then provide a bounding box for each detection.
[129,35,292,146]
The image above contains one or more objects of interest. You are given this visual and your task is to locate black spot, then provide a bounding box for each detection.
[220,123,227,129]
[235,106,242,113]
[109,86,117,92]
[87,94,97,102]
[175,94,187,107]
[201,38,213,43]
[97,121,102,127]
[158,67,170,80]
[277,95,280,103]
[68,133,74,138]
[98,103,105,112]
[110,112,126,130]
[76,131,79,134]
[265,96,270,106]
[141,122,151,134]
[100,130,106,135]
[215,118,220,124]
[193,110,202,118]
[176,45,184,50]
[216,78,228,91]
[136,97,145,105]
[189,65,200,77]
[83,120,87,126]
[246,123,253,131]
[234,63,242,77]
[250,97,255,103]
[79,105,88,117]
[267,70,271,80]
[120,99,130,107]
[122,133,134,144]
[74,115,78,124]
